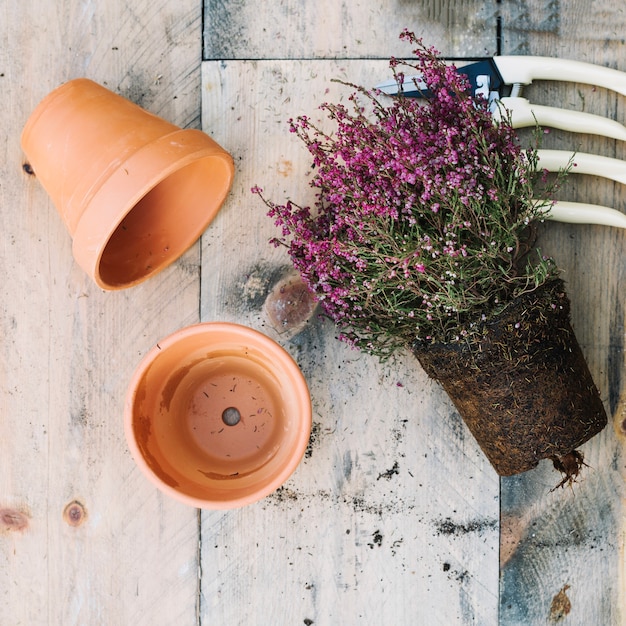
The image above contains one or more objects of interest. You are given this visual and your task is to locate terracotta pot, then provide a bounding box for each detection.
[21,78,234,289]
[124,323,312,509]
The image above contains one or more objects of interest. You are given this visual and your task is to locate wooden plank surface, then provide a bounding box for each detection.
[1,1,204,624]
[499,1,626,624]
[202,2,626,625]
[2,0,626,624]
[200,59,500,624]
[203,0,498,59]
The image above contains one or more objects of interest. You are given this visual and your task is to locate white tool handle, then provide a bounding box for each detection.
[537,149,626,185]
[496,96,626,141]
[539,200,626,228]
[494,56,626,96]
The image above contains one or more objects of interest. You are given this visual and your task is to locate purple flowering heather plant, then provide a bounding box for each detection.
[254,32,558,358]
[254,31,608,479]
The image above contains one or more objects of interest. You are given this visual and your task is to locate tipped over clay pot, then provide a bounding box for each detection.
[21,78,234,289]
[124,323,312,509]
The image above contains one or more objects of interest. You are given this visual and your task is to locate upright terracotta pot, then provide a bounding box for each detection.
[124,323,312,509]
[21,78,234,289]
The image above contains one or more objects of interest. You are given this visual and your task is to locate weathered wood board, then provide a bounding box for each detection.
[1,1,204,624]
[202,1,626,624]
[498,1,626,624]
[1,0,625,624]
[200,58,501,624]
[203,0,498,60]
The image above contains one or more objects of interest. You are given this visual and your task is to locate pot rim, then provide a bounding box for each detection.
[72,128,234,290]
[124,322,312,509]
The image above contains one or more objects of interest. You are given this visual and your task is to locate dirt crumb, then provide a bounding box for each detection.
[549,584,571,622]
[377,461,400,481]
[435,516,497,536]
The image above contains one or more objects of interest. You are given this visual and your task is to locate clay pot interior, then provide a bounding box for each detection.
[125,323,312,509]
[98,154,231,288]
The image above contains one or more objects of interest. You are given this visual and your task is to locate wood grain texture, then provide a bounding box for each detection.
[3,1,625,624]
[0,1,203,624]
[499,1,626,624]
[200,58,500,625]
[203,0,498,60]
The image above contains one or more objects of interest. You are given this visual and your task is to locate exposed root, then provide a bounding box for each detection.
[550,450,588,491]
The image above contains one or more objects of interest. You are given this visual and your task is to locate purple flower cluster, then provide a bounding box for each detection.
[254,32,558,357]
